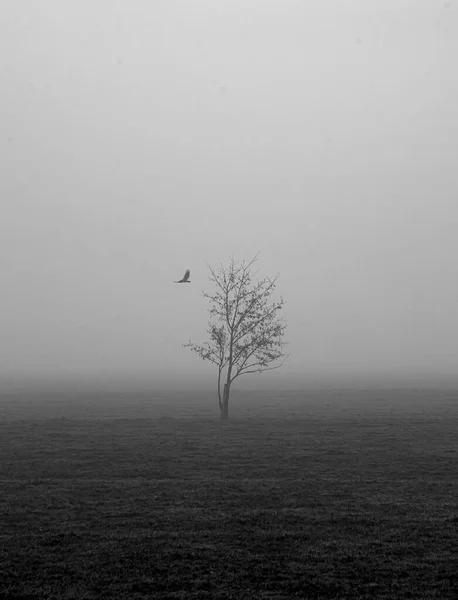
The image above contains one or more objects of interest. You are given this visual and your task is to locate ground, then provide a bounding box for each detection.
[0,388,457,599]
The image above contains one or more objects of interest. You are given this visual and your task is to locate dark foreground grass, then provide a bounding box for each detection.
[0,391,457,599]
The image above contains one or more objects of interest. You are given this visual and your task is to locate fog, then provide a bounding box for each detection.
[1,1,457,391]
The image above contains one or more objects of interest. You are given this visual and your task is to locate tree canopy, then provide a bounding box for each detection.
[184,254,287,418]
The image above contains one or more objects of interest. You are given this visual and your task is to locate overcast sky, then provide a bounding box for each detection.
[1,0,457,391]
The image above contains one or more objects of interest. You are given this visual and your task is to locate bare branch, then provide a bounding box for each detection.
[232,357,288,379]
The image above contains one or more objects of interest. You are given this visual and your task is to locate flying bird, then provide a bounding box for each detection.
[174,269,191,283]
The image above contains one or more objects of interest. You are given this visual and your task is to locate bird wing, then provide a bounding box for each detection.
[183,269,190,281]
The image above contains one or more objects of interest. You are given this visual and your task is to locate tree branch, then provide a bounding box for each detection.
[232,357,288,380]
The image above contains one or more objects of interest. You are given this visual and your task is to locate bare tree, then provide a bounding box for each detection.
[183,254,287,419]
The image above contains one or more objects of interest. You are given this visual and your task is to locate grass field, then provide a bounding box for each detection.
[0,388,457,599]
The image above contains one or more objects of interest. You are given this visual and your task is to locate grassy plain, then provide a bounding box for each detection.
[0,388,457,599]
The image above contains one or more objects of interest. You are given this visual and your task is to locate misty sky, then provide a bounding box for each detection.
[1,0,457,390]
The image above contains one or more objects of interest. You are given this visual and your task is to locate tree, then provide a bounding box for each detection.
[183,254,287,419]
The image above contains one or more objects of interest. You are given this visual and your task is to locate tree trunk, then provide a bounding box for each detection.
[220,383,230,420]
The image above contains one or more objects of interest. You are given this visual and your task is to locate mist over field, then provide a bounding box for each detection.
[1,0,458,395]
[2,6,458,597]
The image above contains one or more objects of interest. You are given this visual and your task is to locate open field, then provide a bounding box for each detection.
[1,389,457,599]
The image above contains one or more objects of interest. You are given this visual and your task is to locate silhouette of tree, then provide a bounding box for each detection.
[184,254,287,419]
